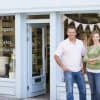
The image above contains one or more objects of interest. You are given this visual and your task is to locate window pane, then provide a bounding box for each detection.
[32,28,42,76]
[0,16,15,79]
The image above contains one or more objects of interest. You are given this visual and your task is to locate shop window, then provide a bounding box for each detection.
[64,13,100,83]
[0,16,15,79]
[64,13,100,45]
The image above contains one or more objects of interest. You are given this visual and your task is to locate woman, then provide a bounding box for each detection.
[84,31,100,100]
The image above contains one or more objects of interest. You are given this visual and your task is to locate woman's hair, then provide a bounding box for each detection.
[89,30,100,46]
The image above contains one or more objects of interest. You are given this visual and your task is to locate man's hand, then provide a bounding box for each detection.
[81,69,86,75]
[61,64,71,72]
[54,55,71,72]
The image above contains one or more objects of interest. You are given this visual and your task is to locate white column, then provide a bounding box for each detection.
[15,14,27,98]
[56,14,64,83]
[50,12,64,100]
[56,14,64,42]
[50,12,57,100]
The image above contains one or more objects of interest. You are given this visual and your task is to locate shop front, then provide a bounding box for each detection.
[0,14,51,98]
[0,0,100,100]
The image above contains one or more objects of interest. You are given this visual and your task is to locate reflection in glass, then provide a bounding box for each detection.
[32,28,42,76]
[0,16,15,78]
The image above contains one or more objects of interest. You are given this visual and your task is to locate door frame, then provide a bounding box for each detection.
[26,19,50,97]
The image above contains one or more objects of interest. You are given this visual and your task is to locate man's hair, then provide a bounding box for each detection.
[66,25,76,32]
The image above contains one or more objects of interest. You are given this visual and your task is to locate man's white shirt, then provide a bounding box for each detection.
[55,38,86,72]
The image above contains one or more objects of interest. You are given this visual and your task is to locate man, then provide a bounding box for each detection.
[54,26,86,100]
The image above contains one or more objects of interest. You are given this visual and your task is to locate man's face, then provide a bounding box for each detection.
[67,28,77,39]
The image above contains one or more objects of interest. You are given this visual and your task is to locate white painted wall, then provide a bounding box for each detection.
[15,14,28,98]
[0,0,100,9]
[0,0,100,14]
[0,79,16,95]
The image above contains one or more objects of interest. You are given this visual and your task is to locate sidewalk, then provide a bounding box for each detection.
[25,94,49,100]
[0,94,49,100]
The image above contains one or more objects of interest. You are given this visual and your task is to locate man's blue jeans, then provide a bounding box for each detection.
[87,72,100,100]
[64,71,86,100]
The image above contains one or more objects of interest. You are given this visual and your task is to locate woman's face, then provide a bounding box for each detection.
[92,33,100,43]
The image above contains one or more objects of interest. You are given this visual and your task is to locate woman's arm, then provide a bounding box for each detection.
[88,56,100,62]
[86,56,100,65]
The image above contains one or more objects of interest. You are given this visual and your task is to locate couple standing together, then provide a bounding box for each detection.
[54,26,100,100]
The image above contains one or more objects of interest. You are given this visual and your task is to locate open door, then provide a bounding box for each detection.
[27,23,48,97]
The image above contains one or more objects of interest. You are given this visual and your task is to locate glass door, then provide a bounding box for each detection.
[27,24,47,97]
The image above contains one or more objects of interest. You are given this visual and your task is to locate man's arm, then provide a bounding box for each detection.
[54,55,70,72]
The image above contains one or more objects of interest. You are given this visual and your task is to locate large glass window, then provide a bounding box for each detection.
[64,13,100,83]
[0,16,15,79]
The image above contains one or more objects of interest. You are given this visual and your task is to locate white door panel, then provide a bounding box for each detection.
[27,23,47,97]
